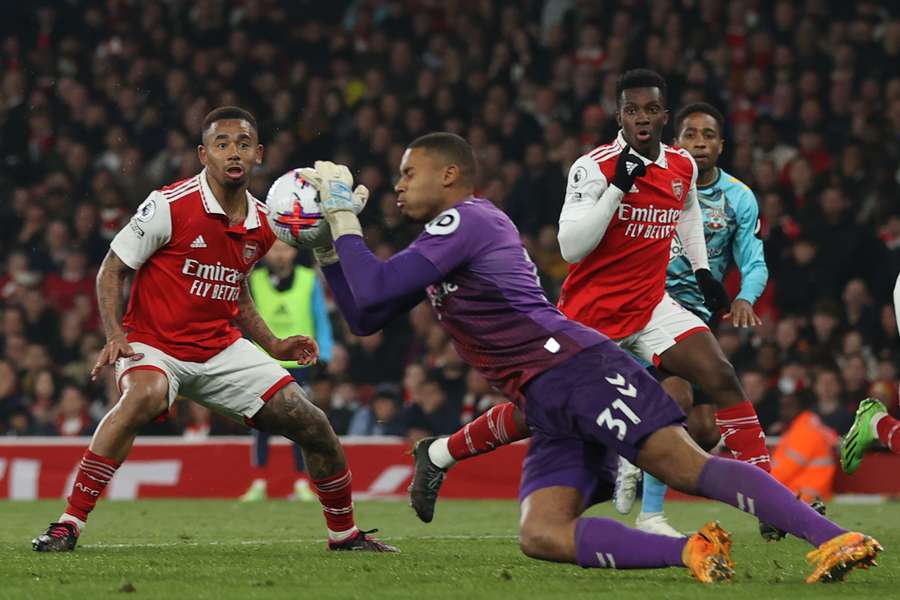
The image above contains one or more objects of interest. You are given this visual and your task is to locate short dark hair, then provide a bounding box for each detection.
[408,132,477,184]
[201,106,258,140]
[615,69,667,106]
[674,102,725,136]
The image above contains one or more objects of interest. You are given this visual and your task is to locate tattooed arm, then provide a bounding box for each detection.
[236,278,318,365]
[91,250,138,380]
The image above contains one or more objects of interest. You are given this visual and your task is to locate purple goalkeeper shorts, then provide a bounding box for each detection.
[518,340,685,506]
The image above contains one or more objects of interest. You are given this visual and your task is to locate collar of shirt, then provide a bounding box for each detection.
[615,130,667,168]
[198,168,261,231]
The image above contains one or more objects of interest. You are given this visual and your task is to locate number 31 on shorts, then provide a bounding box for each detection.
[596,373,642,441]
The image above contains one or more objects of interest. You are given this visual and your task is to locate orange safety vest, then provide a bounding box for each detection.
[770,411,839,501]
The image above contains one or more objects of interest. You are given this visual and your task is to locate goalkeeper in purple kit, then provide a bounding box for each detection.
[299,132,881,583]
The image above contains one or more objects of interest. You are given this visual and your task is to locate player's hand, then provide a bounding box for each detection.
[611,144,646,193]
[723,299,762,328]
[312,160,355,214]
[91,333,143,381]
[269,335,319,366]
[299,167,369,215]
[694,268,730,315]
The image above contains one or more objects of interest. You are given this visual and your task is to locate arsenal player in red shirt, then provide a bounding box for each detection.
[32,107,395,553]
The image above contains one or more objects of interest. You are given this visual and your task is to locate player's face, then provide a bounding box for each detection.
[676,113,723,173]
[616,87,668,156]
[198,119,263,189]
[394,148,447,222]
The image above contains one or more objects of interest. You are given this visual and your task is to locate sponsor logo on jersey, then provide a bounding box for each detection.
[182,258,244,301]
[190,235,207,248]
[426,281,459,317]
[617,203,680,240]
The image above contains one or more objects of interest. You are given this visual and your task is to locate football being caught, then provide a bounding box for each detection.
[265,169,329,247]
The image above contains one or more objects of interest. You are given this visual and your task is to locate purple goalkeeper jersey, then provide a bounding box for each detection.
[406,198,605,402]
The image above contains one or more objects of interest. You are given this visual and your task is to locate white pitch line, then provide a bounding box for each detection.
[75,534,518,550]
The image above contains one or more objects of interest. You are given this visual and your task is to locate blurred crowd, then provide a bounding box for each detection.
[1,0,900,441]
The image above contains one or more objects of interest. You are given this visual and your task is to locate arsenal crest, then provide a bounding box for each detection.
[242,241,259,263]
[671,179,684,201]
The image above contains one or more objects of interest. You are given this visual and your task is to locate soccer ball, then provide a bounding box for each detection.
[265,168,329,247]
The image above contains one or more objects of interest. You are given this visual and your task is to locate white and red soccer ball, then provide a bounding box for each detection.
[265,169,329,247]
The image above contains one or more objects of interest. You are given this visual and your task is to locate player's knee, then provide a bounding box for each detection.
[519,524,561,561]
[116,386,168,427]
[277,388,337,443]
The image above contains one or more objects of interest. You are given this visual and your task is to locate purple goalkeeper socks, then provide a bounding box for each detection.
[697,456,845,547]
[575,517,687,569]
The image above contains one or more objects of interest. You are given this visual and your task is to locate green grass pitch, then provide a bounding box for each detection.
[0,499,895,599]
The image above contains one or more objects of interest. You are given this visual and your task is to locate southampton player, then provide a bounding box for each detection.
[841,271,900,471]
[301,132,879,582]
[410,72,769,527]
[32,107,395,553]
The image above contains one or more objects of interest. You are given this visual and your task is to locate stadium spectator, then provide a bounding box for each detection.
[348,382,405,436]
[0,1,898,439]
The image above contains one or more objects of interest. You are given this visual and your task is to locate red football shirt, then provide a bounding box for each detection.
[557,132,699,339]
[110,170,276,362]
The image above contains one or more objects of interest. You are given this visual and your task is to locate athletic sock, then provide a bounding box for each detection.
[697,456,845,546]
[875,413,900,454]
[64,449,121,523]
[715,401,771,471]
[575,517,686,568]
[441,403,528,468]
[312,468,358,542]
[641,473,667,514]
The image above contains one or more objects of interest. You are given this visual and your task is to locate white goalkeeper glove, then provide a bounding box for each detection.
[302,161,366,239]
[297,166,369,265]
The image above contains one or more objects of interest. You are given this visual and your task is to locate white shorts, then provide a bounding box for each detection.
[615,292,709,367]
[114,338,294,423]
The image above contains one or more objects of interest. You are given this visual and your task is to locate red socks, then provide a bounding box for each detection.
[877,414,900,454]
[312,468,357,540]
[447,403,529,461]
[65,449,121,522]
[715,401,771,472]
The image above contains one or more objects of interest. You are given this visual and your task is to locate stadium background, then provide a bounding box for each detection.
[1,0,899,459]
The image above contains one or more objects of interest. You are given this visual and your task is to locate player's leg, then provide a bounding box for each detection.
[636,425,882,582]
[657,330,770,471]
[198,338,396,551]
[33,368,171,552]
[517,418,731,581]
[240,429,271,501]
[636,375,694,537]
[842,398,900,473]
[252,383,396,551]
[410,401,530,522]
[685,403,721,451]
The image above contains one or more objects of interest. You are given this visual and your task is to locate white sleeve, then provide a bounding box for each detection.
[675,156,709,271]
[557,154,625,263]
[109,191,172,270]
[894,273,900,337]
